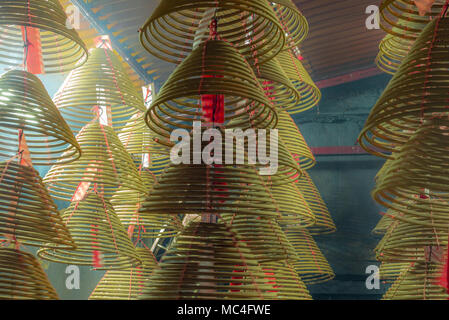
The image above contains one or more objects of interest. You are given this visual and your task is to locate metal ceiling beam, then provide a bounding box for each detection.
[316,67,383,89]
[70,0,153,85]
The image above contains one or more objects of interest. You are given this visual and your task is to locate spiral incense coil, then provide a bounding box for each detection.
[111,169,183,239]
[373,120,449,226]
[226,114,302,185]
[382,261,449,300]
[145,40,277,145]
[0,162,74,249]
[0,248,58,300]
[219,214,298,262]
[53,48,146,134]
[376,33,415,75]
[371,210,396,235]
[253,58,301,112]
[139,222,278,299]
[284,228,335,284]
[139,163,280,218]
[375,209,449,263]
[118,113,171,176]
[44,121,146,201]
[260,261,312,300]
[277,50,321,114]
[270,0,309,49]
[277,110,315,169]
[359,16,449,158]
[270,182,316,229]
[38,191,142,270]
[374,159,393,183]
[0,0,87,73]
[139,0,285,65]
[89,248,158,300]
[260,135,302,186]
[0,70,81,165]
[296,170,336,235]
[379,0,446,40]
[379,262,411,282]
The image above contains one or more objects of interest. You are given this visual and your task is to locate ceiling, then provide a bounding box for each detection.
[72,0,386,87]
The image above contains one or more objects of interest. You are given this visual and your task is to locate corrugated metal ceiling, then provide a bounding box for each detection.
[72,0,386,86]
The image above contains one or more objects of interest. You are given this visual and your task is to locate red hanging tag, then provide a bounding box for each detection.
[201,93,224,124]
[413,0,436,16]
[91,223,103,268]
[71,161,98,202]
[201,74,224,124]
[21,26,44,74]
[127,224,136,239]
[18,130,32,167]
[2,130,32,249]
[230,268,244,291]
[438,235,449,295]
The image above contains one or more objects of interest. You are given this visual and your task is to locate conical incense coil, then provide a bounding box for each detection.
[375,15,419,75]
[270,0,309,49]
[53,47,146,134]
[139,222,278,299]
[226,112,302,185]
[145,40,277,145]
[0,161,74,249]
[277,50,321,114]
[374,159,393,183]
[270,182,316,229]
[0,248,58,299]
[379,0,446,40]
[371,209,397,235]
[376,34,415,75]
[296,170,336,235]
[260,261,312,300]
[0,70,81,165]
[373,120,449,226]
[284,228,335,284]
[38,191,142,270]
[111,169,183,239]
[139,163,282,218]
[219,214,298,263]
[379,261,411,282]
[44,121,146,201]
[277,110,315,170]
[139,0,285,65]
[253,58,301,113]
[89,247,158,300]
[375,209,448,263]
[382,260,449,300]
[0,0,87,73]
[118,113,171,177]
[359,16,449,158]
[260,135,301,186]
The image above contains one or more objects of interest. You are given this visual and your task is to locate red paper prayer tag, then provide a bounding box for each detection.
[21,26,44,74]
[201,74,224,124]
[71,161,98,202]
[18,130,32,167]
[413,0,436,16]
[92,250,103,268]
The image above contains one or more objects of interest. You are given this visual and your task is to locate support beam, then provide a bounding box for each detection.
[316,67,383,89]
[311,145,370,155]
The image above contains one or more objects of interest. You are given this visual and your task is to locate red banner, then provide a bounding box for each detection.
[21,26,44,74]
